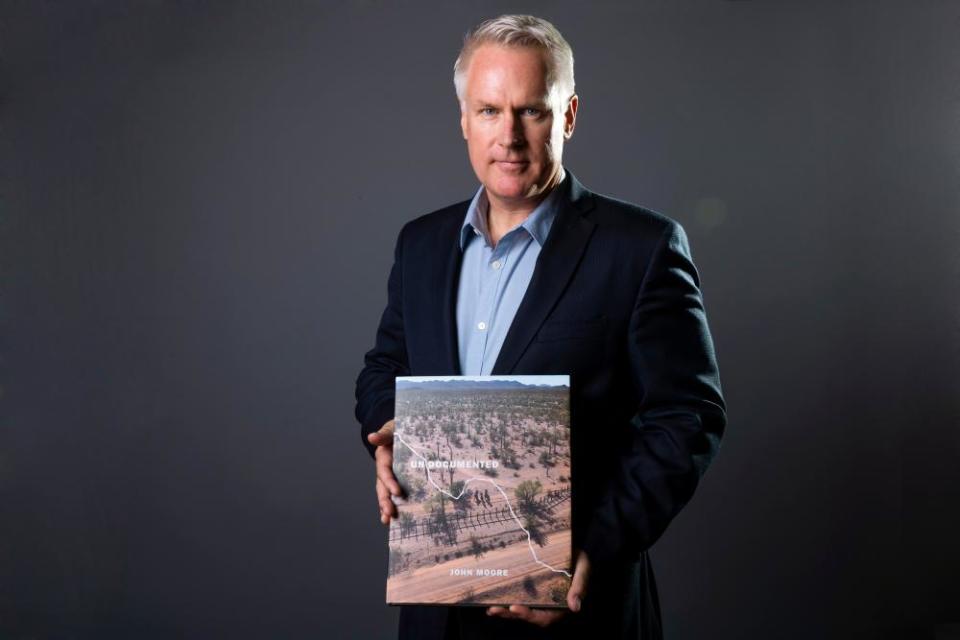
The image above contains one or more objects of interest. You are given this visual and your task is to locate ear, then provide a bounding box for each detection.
[563,94,579,140]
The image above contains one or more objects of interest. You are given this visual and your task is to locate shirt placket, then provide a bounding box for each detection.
[475,238,510,374]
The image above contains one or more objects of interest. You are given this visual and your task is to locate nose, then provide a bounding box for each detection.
[498,111,524,148]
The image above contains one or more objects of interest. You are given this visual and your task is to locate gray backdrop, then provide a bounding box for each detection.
[2,1,958,638]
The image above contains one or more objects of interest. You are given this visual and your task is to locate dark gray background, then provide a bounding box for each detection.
[2,1,958,638]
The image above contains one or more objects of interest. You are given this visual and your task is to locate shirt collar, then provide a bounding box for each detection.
[459,166,566,251]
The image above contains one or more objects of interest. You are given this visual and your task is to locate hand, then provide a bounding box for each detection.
[368,419,403,525]
[486,549,591,627]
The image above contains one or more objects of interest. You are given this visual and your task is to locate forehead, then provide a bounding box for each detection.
[463,44,550,102]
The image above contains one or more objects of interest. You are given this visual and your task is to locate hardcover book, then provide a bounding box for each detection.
[386,375,572,607]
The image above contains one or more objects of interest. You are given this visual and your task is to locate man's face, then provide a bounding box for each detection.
[459,44,577,209]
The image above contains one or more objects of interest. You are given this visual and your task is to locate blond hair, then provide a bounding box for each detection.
[453,14,575,108]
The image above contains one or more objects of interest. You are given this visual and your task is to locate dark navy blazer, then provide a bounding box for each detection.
[355,171,726,639]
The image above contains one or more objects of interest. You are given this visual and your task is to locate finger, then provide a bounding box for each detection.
[507,605,538,620]
[507,605,533,623]
[375,447,402,497]
[500,605,564,628]
[367,431,393,446]
[375,477,389,523]
[378,481,396,519]
[374,445,393,472]
[376,455,403,497]
[375,477,396,523]
[368,433,394,448]
[486,606,515,619]
[567,550,591,612]
[517,607,565,628]
[374,440,393,460]
[368,420,396,446]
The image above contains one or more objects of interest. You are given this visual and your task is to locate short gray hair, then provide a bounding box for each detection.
[453,14,575,107]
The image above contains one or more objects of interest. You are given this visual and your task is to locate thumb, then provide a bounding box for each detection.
[368,419,396,445]
[567,549,590,612]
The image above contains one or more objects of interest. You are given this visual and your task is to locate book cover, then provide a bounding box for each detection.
[386,375,572,607]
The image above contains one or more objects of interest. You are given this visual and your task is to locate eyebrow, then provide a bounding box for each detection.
[475,102,548,110]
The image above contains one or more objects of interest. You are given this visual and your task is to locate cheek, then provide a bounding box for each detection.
[468,142,489,170]
[468,130,491,151]
[534,133,556,160]
[538,123,558,147]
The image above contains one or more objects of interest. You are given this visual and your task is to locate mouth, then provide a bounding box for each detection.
[495,160,529,171]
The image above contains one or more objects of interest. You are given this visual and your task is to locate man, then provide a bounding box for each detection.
[355,14,725,640]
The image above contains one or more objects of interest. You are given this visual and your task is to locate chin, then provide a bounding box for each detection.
[491,185,530,202]
[489,175,534,200]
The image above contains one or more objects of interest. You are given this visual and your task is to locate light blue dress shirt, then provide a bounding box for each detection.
[456,168,566,375]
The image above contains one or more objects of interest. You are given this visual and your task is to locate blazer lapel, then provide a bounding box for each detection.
[440,217,465,375]
[491,172,597,375]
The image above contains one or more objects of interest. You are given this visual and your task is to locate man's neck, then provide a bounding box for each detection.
[485,168,564,247]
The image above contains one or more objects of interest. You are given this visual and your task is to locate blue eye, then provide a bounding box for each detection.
[524,108,541,116]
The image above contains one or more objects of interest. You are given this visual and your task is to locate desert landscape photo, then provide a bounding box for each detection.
[386,375,572,607]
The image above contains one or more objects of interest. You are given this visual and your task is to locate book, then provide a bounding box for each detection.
[386,375,572,608]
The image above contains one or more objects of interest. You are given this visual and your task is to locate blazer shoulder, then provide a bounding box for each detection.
[401,198,471,238]
[390,199,470,260]
[588,190,682,239]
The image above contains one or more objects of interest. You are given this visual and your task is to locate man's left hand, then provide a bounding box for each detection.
[486,549,590,627]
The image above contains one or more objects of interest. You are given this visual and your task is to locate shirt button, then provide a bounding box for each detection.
[477,321,487,331]
[491,260,502,270]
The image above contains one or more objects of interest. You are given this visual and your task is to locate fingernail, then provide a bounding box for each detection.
[573,596,581,611]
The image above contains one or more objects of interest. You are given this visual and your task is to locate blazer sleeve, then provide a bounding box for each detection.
[582,220,726,565]
[354,224,411,459]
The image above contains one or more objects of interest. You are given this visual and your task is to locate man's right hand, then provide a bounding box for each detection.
[368,419,403,525]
